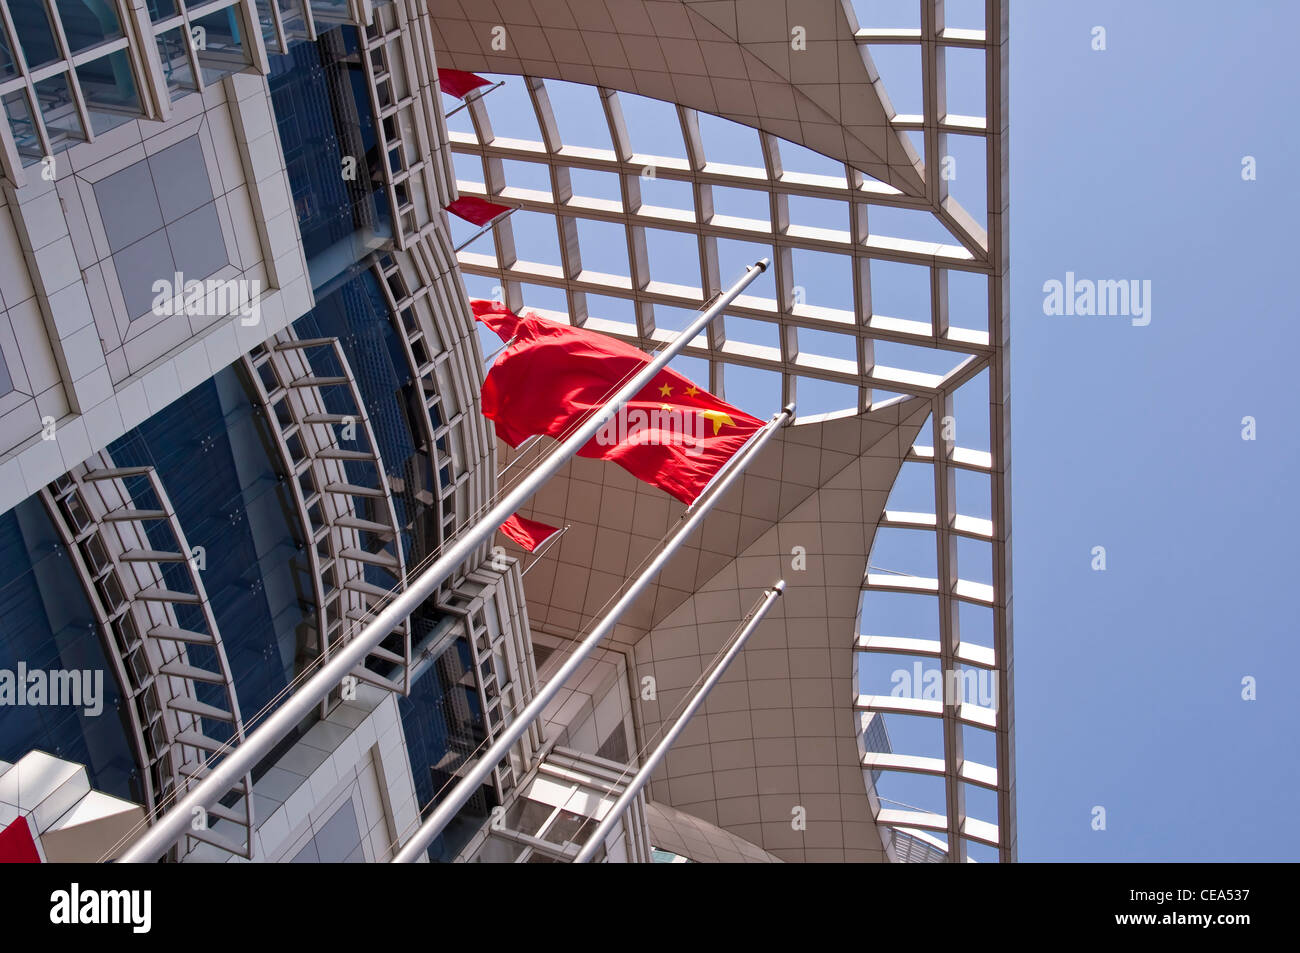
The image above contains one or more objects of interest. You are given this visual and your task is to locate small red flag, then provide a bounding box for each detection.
[499,514,561,553]
[0,816,40,863]
[474,301,765,505]
[446,195,511,227]
[438,69,492,99]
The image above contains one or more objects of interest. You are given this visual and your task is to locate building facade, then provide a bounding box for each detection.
[0,0,1011,863]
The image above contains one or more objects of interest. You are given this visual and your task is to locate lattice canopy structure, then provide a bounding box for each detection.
[433,0,1012,862]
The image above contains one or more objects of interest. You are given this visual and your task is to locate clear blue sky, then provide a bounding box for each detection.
[1011,0,1299,861]
[447,0,1300,862]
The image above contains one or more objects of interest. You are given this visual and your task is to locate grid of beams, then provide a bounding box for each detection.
[448,84,990,409]
[440,0,1013,862]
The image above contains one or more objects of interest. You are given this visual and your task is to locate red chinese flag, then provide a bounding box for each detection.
[474,301,765,505]
[438,69,492,99]
[0,816,40,863]
[499,514,561,553]
[446,196,510,226]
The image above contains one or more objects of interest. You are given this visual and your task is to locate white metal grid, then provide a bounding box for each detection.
[439,0,1012,862]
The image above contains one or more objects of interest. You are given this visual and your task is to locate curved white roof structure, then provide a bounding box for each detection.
[443,0,1013,864]
[509,399,936,860]
[430,0,928,195]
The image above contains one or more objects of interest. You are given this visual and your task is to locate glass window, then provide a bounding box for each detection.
[308,0,352,27]
[76,49,142,134]
[268,30,394,287]
[107,368,315,730]
[0,497,139,803]
[2,89,43,166]
[33,72,85,148]
[651,848,693,863]
[399,634,488,855]
[540,809,586,847]
[11,2,60,69]
[0,22,18,79]
[53,0,124,54]
[251,0,278,47]
[145,0,178,21]
[155,26,196,100]
[190,5,251,86]
[275,0,308,45]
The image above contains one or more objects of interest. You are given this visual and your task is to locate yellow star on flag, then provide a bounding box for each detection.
[658,382,673,397]
[700,410,734,435]
[684,384,700,397]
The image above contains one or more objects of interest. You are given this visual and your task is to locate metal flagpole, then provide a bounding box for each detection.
[520,525,568,577]
[454,206,515,252]
[392,402,795,862]
[117,259,769,863]
[573,580,785,863]
[445,80,505,118]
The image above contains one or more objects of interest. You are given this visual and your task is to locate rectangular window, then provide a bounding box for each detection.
[308,0,352,28]
[76,49,142,134]
[276,0,308,46]
[191,5,251,86]
[0,21,18,79]
[146,0,178,22]
[34,72,85,148]
[155,26,196,100]
[12,1,60,69]
[251,0,277,47]
[2,89,44,166]
[54,0,124,54]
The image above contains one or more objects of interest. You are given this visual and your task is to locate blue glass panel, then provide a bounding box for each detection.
[10,2,59,69]
[0,497,137,802]
[398,635,490,861]
[145,0,177,23]
[292,271,438,571]
[107,367,315,746]
[0,22,17,79]
[53,0,124,55]
[268,26,393,292]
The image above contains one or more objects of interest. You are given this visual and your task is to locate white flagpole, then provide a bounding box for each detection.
[573,580,785,863]
[520,524,568,577]
[391,402,794,862]
[117,259,769,863]
[453,206,515,252]
[445,80,505,118]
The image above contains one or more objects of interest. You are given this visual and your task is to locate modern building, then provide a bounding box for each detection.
[0,0,1011,863]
